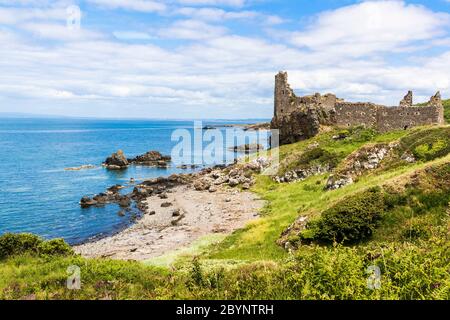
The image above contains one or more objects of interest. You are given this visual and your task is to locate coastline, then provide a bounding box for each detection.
[74,158,269,261]
[74,184,264,261]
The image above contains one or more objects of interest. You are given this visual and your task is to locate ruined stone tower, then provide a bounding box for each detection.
[274,71,295,117]
[271,71,445,145]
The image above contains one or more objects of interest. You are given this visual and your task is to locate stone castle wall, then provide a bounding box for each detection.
[271,71,445,144]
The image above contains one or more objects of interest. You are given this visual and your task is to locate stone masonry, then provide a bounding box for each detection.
[271,71,445,145]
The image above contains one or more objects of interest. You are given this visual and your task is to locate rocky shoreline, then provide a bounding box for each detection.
[74,152,271,260]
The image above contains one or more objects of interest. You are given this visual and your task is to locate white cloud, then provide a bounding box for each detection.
[158,19,228,40]
[174,6,285,25]
[87,0,166,13]
[113,31,153,40]
[0,6,67,24]
[290,1,450,56]
[0,0,449,119]
[22,22,104,41]
[175,7,257,21]
[176,0,245,7]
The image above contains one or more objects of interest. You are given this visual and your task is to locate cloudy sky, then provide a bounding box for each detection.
[0,0,449,119]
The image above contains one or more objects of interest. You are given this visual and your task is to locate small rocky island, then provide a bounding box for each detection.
[103,149,171,170]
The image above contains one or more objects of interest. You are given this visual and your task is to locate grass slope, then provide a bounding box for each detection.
[444,99,450,123]
[1,125,449,300]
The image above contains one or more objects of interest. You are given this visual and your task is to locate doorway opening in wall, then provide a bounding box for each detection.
[404,125,409,130]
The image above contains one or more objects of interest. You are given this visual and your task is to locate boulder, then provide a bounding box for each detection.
[118,197,131,207]
[104,150,129,170]
[193,178,211,191]
[401,152,416,163]
[93,193,109,204]
[107,184,123,193]
[325,174,353,190]
[228,178,239,187]
[129,150,171,166]
[161,202,172,208]
[229,143,264,154]
[80,196,97,208]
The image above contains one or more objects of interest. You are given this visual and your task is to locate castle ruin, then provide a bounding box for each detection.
[271,71,445,145]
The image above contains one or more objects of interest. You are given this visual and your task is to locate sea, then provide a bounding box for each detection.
[0,117,269,244]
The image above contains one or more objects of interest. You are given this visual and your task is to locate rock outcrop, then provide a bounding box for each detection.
[129,150,171,168]
[274,164,330,183]
[325,143,396,190]
[229,143,264,154]
[271,107,323,145]
[103,150,129,170]
[81,157,271,219]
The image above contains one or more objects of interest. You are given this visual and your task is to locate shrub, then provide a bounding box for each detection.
[399,127,450,161]
[443,99,450,123]
[0,233,73,259]
[0,233,42,259]
[348,127,377,143]
[414,139,448,161]
[291,147,341,170]
[401,222,431,241]
[301,187,385,243]
[37,238,74,257]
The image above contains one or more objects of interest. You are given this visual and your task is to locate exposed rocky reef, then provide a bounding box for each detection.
[128,150,171,168]
[103,150,129,170]
[103,149,171,170]
[64,164,96,171]
[81,157,271,222]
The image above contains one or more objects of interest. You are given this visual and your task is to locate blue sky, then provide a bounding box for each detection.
[0,0,449,119]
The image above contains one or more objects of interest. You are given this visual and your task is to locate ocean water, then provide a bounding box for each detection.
[0,118,268,244]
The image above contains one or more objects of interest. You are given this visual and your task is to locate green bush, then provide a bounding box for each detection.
[0,233,73,259]
[301,187,385,243]
[37,238,74,257]
[0,233,42,259]
[414,139,448,161]
[399,127,450,161]
[347,127,377,143]
[443,99,449,123]
[290,147,341,171]
[401,222,431,241]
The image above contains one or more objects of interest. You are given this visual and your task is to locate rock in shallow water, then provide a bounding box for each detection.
[103,149,129,170]
[80,196,97,208]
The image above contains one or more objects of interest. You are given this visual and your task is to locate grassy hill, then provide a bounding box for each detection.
[444,99,450,123]
[1,125,449,300]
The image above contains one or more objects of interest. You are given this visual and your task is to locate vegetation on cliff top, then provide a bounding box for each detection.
[0,124,449,300]
[443,99,450,123]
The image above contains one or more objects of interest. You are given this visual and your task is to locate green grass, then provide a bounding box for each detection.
[1,125,449,300]
[206,126,450,261]
[443,99,450,123]
[1,237,448,300]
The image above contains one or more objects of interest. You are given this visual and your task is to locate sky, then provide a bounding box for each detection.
[0,0,449,119]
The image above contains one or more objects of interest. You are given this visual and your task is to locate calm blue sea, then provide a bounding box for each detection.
[0,118,268,244]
